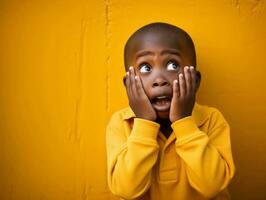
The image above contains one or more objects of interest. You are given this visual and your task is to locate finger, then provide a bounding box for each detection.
[124,72,131,97]
[135,75,144,94]
[184,66,191,94]
[182,67,187,92]
[179,73,185,97]
[127,68,132,94]
[190,66,196,93]
[172,79,179,99]
[129,66,137,95]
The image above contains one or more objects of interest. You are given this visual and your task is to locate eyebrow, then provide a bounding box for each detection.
[135,49,180,59]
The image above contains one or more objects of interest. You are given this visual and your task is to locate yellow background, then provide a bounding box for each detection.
[1,0,266,199]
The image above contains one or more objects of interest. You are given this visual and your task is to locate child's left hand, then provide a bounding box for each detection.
[169,66,197,122]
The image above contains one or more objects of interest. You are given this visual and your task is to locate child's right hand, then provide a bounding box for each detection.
[123,66,157,121]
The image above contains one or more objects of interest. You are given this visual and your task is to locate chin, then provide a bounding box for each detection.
[157,111,170,120]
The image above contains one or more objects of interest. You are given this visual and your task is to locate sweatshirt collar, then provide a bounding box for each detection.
[121,102,209,127]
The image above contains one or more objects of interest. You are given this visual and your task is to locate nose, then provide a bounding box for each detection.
[152,77,169,87]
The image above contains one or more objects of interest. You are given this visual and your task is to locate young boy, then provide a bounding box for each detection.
[106,22,235,200]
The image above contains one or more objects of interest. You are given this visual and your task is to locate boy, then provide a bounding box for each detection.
[106,22,235,200]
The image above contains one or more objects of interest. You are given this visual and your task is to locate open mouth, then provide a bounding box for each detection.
[151,95,172,112]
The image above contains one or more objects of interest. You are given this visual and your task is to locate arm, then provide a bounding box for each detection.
[169,66,235,198]
[106,114,160,199]
[172,110,235,198]
[106,66,160,199]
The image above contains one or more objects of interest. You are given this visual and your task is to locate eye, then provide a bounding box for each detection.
[166,61,179,71]
[139,63,152,73]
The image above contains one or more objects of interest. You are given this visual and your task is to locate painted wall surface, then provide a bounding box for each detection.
[1,0,266,199]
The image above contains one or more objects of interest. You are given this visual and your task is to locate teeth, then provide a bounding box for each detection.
[156,96,168,99]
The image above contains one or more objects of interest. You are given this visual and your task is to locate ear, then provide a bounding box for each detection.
[195,70,201,92]
[123,75,127,87]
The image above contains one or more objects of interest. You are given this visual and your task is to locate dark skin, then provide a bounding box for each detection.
[123,31,201,138]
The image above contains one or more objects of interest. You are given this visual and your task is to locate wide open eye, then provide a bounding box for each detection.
[166,61,179,71]
[139,64,152,73]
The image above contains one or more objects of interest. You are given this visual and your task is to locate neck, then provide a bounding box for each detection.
[156,118,172,138]
[156,118,171,125]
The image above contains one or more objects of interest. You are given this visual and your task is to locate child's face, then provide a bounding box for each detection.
[127,32,197,119]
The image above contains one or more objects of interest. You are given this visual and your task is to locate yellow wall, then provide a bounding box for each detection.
[1,0,266,199]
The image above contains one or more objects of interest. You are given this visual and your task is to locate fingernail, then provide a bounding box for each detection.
[190,66,194,70]
[135,76,138,79]
[126,72,129,76]
[174,80,178,84]
[129,66,133,70]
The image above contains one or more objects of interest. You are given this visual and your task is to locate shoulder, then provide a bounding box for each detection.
[108,107,133,122]
[195,103,229,130]
[107,107,134,129]
[106,107,134,141]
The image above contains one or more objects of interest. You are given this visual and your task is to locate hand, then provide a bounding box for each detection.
[124,66,157,121]
[169,66,197,122]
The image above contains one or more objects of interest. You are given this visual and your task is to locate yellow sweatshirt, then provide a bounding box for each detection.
[106,103,235,200]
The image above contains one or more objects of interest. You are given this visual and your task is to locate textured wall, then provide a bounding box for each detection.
[0,0,266,199]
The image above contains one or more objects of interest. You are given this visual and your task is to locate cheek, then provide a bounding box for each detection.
[167,71,180,83]
[139,76,152,96]
[140,77,149,90]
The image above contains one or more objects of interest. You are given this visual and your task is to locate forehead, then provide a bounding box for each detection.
[129,31,186,56]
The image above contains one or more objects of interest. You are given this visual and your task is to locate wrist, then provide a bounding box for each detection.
[171,116,199,138]
[131,118,160,140]
[136,114,156,122]
[170,113,191,123]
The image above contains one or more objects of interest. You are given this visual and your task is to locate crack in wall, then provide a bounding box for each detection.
[232,0,241,10]
[232,0,265,12]
[82,182,88,200]
[105,0,112,113]
[251,0,265,19]
[231,0,265,24]
[67,18,88,146]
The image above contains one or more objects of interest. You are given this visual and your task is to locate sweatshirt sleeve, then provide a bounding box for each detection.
[106,113,160,200]
[171,108,235,199]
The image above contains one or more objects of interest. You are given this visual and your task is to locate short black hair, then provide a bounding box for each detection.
[123,22,196,70]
